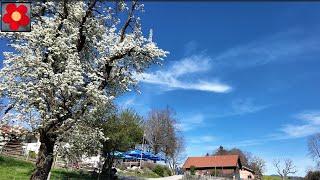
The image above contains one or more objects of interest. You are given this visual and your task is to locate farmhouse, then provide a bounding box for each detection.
[182,154,255,179]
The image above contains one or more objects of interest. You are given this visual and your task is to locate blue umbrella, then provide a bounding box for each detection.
[112,151,124,157]
[143,151,164,161]
[123,155,137,159]
[125,149,145,158]
[124,150,165,161]
[143,151,154,158]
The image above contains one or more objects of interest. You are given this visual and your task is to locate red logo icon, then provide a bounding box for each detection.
[1,2,31,32]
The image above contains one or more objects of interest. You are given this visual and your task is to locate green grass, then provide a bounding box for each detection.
[118,168,160,178]
[263,175,282,180]
[0,155,34,180]
[0,155,95,180]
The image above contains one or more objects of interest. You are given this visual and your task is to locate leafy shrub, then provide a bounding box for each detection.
[163,166,172,176]
[305,171,320,180]
[190,166,196,175]
[153,165,165,177]
[28,151,37,159]
[142,161,156,170]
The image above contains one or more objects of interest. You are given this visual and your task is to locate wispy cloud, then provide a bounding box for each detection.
[176,114,205,132]
[135,54,232,93]
[231,98,270,115]
[220,110,320,148]
[136,29,320,94]
[281,111,320,138]
[122,97,135,108]
[209,98,270,119]
[188,135,217,144]
[214,29,320,70]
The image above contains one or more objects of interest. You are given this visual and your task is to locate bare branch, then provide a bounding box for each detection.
[308,133,320,162]
[273,159,297,179]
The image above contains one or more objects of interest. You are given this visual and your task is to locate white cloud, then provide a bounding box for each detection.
[295,111,320,125]
[223,110,320,147]
[209,98,270,119]
[281,111,320,138]
[137,29,320,94]
[176,114,205,132]
[231,98,269,115]
[214,29,320,70]
[135,54,232,93]
[188,135,217,144]
[122,97,135,108]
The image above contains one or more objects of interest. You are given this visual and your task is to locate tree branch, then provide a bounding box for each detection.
[76,0,98,52]
[119,1,137,43]
[3,103,15,114]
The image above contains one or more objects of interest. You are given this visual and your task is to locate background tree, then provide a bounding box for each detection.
[273,159,297,180]
[56,107,143,178]
[144,107,184,174]
[308,133,320,167]
[214,146,229,156]
[305,170,320,180]
[248,156,265,180]
[0,1,167,179]
[211,146,265,178]
[144,107,177,155]
[213,146,250,167]
[56,122,105,167]
[167,135,185,175]
[100,108,143,177]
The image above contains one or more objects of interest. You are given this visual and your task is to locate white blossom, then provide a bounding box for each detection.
[0,1,167,136]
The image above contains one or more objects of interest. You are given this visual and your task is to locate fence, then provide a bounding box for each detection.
[0,138,39,163]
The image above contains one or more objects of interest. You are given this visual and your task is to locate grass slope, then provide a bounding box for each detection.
[0,155,94,180]
[263,175,282,180]
[0,155,162,180]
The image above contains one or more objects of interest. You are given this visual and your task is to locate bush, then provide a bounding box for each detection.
[28,151,37,159]
[305,171,320,180]
[163,166,172,176]
[153,165,165,177]
[190,166,196,175]
[142,161,156,170]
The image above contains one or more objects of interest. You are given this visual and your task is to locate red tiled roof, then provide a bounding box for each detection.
[182,155,240,169]
[0,125,27,135]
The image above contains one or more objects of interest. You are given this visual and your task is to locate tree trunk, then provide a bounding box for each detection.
[30,131,56,180]
[101,153,114,179]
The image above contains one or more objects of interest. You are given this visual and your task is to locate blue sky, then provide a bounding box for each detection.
[0,1,319,177]
[116,2,320,176]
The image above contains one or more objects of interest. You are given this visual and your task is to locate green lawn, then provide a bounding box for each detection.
[118,168,160,178]
[0,155,95,180]
[0,155,161,180]
[263,176,282,180]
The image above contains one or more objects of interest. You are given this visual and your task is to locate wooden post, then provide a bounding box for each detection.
[47,172,51,180]
[26,150,29,161]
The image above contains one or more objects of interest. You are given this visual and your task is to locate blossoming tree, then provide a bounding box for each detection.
[0,0,167,179]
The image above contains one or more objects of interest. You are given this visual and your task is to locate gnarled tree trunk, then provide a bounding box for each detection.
[101,152,114,179]
[30,131,56,180]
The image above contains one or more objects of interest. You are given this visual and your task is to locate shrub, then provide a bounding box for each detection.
[142,161,156,170]
[153,165,165,177]
[28,151,37,159]
[305,171,320,180]
[163,166,172,176]
[190,166,196,175]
